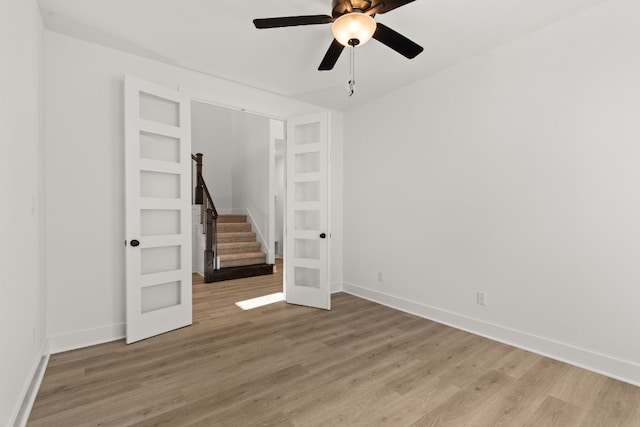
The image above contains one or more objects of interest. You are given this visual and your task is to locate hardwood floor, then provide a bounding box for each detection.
[28,261,640,426]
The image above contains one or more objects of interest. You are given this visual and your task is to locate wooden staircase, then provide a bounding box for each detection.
[212,214,274,282]
[192,153,273,283]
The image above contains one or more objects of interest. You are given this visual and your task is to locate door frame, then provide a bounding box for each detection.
[180,86,334,301]
[185,93,284,268]
[268,120,285,266]
[179,86,286,272]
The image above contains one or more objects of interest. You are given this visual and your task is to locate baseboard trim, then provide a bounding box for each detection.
[11,341,49,427]
[343,282,640,387]
[48,323,125,354]
[331,281,343,294]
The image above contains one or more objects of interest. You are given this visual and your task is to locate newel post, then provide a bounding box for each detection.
[204,207,215,283]
[194,153,203,205]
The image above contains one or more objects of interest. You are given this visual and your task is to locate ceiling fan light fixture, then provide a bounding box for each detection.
[331,12,376,47]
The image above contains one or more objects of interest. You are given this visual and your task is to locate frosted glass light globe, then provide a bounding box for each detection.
[331,12,376,46]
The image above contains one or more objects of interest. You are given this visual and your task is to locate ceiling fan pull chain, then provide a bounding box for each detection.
[347,45,355,96]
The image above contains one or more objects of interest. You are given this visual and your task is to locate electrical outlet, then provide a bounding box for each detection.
[477,292,486,306]
[377,272,383,282]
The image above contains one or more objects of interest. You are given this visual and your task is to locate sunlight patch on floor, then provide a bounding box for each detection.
[235,292,284,310]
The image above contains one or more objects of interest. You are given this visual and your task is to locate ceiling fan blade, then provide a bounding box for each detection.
[318,39,345,71]
[253,15,333,29]
[373,23,423,59]
[368,0,416,15]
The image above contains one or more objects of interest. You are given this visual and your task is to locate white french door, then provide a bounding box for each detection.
[124,75,192,343]
[285,112,330,310]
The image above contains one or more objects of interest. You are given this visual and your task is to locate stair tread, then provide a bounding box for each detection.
[217,241,262,255]
[218,241,260,247]
[217,232,256,238]
[217,232,257,243]
[218,242,261,250]
[218,223,251,228]
[218,230,256,236]
[219,252,266,260]
[219,251,267,268]
[217,214,248,223]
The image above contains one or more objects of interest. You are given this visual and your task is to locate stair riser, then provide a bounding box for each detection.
[216,215,247,224]
[211,264,273,282]
[220,256,266,268]
[218,243,262,255]
[217,233,256,243]
[218,223,252,233]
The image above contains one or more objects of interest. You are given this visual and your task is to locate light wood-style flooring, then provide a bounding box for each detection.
[28,261,640,426]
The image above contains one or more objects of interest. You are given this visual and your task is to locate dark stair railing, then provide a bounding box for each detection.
[192,153,218,283]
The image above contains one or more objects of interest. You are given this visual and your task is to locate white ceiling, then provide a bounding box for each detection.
[38,0,607,111]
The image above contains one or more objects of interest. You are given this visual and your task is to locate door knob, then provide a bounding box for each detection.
[130,239,140,247]
[319,233,326,239]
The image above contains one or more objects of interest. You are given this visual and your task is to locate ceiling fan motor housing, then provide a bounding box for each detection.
[332,0,373,17]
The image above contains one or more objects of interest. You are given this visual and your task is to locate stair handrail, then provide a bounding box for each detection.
[191,153,203,204]
[192,153,218,283]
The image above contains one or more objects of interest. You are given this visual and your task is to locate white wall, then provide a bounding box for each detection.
[0,1,47,425]
[231,111,271,247]
[343,0,640,385]
[191,101,233,211]
[43,31,329,352]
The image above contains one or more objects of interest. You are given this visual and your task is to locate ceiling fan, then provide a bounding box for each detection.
[253,0,423,71]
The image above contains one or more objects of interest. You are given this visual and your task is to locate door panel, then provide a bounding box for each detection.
[285,112,330,310]
[124,75,192,343]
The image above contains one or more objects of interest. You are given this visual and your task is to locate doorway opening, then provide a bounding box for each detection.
[189,100,285,299]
